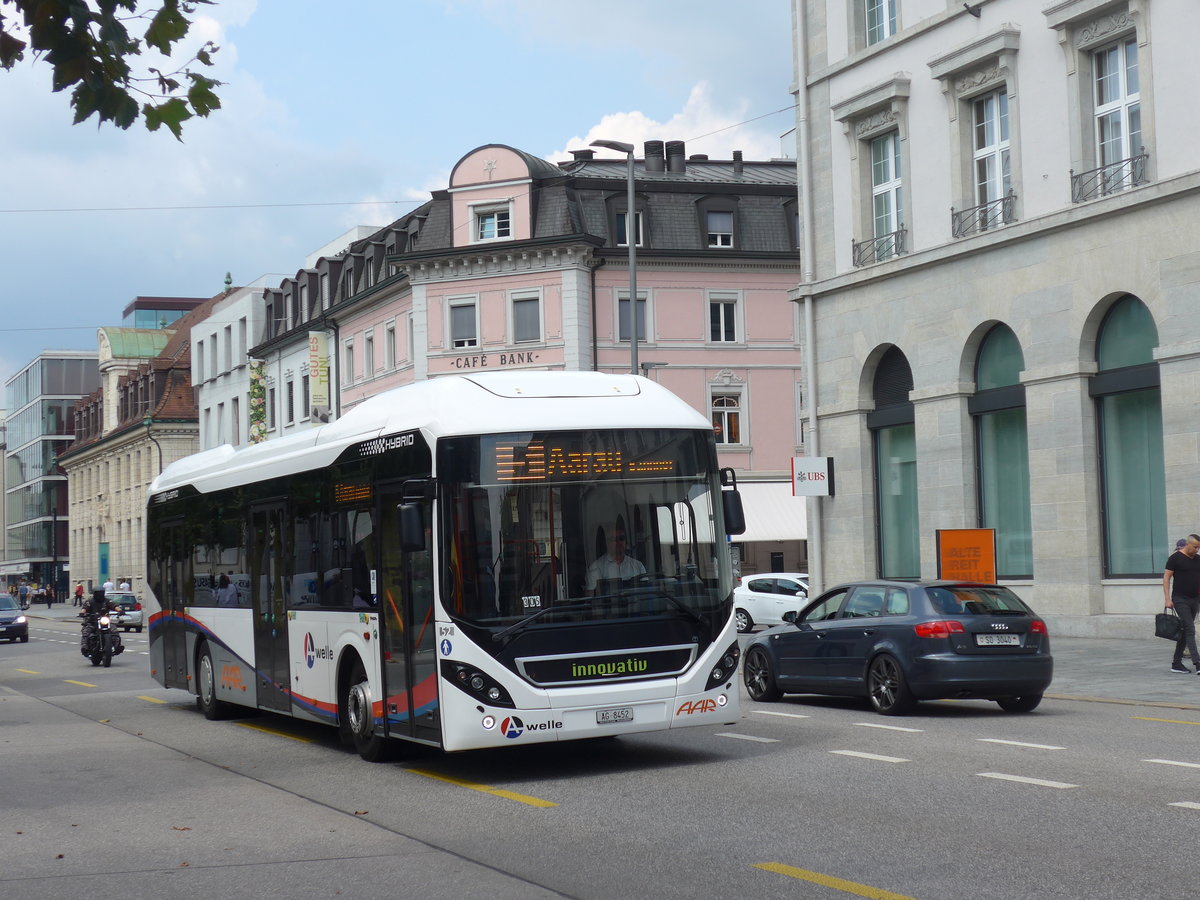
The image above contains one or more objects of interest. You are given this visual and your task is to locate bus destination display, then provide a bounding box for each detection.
[492,440,675,483]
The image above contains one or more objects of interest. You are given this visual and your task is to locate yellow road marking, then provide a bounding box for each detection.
[753,863,918,900]
[409,768,557,808]
[235,721,312,743]
[1133,716,1200,726]
[138,695,167,704]
[64,679,97,687]
[16,668,38,674]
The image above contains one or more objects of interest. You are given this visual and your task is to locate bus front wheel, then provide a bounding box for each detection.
[342,659,394,762]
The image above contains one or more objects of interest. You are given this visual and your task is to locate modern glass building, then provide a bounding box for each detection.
[2,351,99,592]
[121,295,208,330]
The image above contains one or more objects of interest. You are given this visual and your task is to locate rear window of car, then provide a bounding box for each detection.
[926,585,1032,616]
[108,594,137,605]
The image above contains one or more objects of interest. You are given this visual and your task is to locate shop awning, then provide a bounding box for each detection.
[734,482,807,543]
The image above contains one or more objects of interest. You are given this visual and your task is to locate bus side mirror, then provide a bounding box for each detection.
[398,503,426,552]
[722,490,746,536]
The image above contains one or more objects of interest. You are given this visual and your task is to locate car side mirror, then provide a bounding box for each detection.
[782,610,797,625]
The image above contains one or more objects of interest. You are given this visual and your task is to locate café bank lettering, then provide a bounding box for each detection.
[451,351,539,370]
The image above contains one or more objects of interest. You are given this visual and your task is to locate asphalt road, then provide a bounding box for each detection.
[3,617,1197,900]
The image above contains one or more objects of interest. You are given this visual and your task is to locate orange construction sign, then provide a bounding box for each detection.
[936,529,997,584]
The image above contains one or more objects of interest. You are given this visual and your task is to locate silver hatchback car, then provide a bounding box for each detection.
[106,591,143,633]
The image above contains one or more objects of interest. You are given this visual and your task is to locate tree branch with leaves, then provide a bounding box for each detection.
[0,0,223,139]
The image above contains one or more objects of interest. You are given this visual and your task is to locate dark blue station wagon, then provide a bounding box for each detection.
[742,581,1053,715]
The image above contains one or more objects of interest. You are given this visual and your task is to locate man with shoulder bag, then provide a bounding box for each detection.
[1163,534,1200,674]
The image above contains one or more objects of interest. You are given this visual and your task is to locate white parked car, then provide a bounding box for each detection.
[733,573,808,633]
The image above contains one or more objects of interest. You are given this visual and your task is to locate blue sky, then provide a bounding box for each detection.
[0,0,795,392]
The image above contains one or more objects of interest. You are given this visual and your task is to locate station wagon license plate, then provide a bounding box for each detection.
[596,706,634,724]
[976,633,1020,646]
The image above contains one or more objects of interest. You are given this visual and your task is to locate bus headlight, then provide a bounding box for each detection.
[704,641,740,691]
[441,660,515,708]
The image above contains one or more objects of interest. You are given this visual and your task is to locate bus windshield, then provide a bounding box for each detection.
[437,429,731,629]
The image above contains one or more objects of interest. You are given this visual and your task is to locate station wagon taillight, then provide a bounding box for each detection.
[1029,619,1047,634]
[914,620,966,639]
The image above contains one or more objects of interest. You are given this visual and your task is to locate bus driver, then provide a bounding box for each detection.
[585,521,646,594]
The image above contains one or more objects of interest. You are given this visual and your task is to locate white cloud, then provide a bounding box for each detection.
[549,82,787,164]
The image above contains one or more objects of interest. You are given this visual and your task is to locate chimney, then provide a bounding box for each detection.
[570,148,595,161]
[732,150,743,176]
[665,140,686,173]
[644,140,665,173]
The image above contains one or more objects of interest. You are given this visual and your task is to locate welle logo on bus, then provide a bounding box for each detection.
[489,440,675,483]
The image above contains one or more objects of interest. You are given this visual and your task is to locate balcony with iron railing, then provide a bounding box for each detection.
[952,191,1016,238]
[1071,149,1149,203]
[852,226,907,267]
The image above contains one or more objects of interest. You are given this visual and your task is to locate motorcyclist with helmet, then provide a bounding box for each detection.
[79,588,125,661]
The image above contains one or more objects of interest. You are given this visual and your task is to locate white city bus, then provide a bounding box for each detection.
[147,372,746,758]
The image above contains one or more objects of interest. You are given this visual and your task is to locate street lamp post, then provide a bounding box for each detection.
[590,139,639,375]
[49,455,58,605]
[143,415,164,475]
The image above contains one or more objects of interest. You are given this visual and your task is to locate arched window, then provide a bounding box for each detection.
[970,325,1031,577]
[869,346,919,578]
[1091,294,1165,575]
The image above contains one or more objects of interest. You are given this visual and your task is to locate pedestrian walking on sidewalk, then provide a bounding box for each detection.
[74,582,84,607]
[1164,534,1200,674]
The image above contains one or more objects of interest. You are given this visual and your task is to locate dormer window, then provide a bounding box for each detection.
[706,210,734,247]
[616,211,643,247]
[474,204,512,242]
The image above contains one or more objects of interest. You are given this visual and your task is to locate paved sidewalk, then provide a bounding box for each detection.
[25,605,1200,710]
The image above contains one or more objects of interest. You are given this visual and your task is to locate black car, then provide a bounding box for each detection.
[742,580,1053,715]
[0,594,30,643]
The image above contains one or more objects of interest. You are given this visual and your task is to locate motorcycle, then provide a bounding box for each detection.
[80,609,124,667]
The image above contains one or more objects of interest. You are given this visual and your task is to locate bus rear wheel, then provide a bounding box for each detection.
[197,643,235,720]
[342,659,395,762]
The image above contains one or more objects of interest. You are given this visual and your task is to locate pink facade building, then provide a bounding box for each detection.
[250,142,806,574]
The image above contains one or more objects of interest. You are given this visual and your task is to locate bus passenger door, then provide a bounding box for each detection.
[379,489,439,743]
[250,504,291,712]
[153,519,189,689]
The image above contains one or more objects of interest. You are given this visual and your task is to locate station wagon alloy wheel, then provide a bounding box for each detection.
[743,646,781,702]
[867,654,914,715]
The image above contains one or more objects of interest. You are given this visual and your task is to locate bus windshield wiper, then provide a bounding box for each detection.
[653,590,705,627]
[492,601,592,645]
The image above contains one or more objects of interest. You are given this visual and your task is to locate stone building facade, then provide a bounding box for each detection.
[792,0,1199,633]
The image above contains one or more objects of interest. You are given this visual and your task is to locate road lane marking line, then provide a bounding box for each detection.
[1134,716,1200,727]
[854,723,923,732]
[1144,758,1200,769]
[64,680,97,687]
[716,733,779,743]
[1169,802,1200,810]
[138,695,167,704]
[753,862,918,899]
[976,772,1078,789]
[753,710,811,719]
[16,668,38,674]
[235,721,312,743]
[408,768,557,808]
[978,738,1065,750]
[830,750,909,763]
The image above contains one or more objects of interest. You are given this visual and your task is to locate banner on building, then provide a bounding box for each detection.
[247,359,267,444]
[308,331,331,422]
[791,456,834,497]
